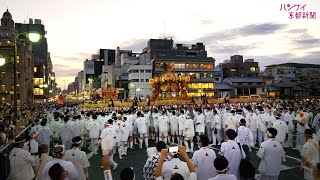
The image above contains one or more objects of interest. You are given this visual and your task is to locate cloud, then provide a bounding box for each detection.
[244,51,320,70]
[200,19,213,25]
[121,39,148,52]
[197,22,287,43]
[207,42,261,55]
[294,39,320,45]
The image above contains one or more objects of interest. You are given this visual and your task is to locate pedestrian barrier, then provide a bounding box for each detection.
[0,124,32,180]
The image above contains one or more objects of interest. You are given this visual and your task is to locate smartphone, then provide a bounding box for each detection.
[169,146,178,154]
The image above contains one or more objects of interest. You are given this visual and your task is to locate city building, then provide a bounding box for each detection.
[221,55,260,78]
[16,18,56,99]
[223,77,266,98]
[264,63,320,82]
[128,65,152,98]
[83,59,104,91]
[0,10,34,104]
[148,38,216,97]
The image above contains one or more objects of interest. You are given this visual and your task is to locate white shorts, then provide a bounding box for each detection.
[132,127,138,135]
[154,125,159,133]
[171,130,178,136]
[139,133,148,138]
[159,131,168,137]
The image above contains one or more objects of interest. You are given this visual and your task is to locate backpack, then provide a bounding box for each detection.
[239,159,256,178]
[237,143,256,178]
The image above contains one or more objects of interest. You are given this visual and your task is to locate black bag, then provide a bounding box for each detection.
[239,159,255,178]
[237,143,255,178]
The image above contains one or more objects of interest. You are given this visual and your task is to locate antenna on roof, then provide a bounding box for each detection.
[163,18,166,39]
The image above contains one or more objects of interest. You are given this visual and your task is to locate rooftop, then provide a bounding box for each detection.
[224,77,264,83]
[266,63,320,68]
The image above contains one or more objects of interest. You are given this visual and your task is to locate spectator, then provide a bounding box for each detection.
[0,123,7,148]
[156,146,196,180]
[191,135,217,180]
[143,141,171,180]
[208,156,237,180]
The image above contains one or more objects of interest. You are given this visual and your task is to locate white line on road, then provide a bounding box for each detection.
[87,152,95,159]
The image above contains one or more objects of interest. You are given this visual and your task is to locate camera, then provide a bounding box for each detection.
[169,146,178,154]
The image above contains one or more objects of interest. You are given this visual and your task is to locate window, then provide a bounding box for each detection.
[199,64,213,70]
[17,72,20,78]
[1,85,5,92]
[250,67,256,72]
[186,64,199,69]
[34,67,37,72]
[231,69,236,72]
[34,78,44,86]
[132,79,139,82]
[188,73,196,79]
[250,88,257,94]
[140,79,145,82]
[146,70,152,73]
[0,72,5,78]
[187,83,215,89]
[132,70,139,73]
[174,64,185,69]
[34,88,44,95]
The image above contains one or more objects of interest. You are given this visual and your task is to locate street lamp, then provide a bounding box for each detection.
[12,32,41,119]
[0,55,5,66]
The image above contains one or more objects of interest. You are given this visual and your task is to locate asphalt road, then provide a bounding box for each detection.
[86,139,304,180]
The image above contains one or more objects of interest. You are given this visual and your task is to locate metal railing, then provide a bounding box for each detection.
[0,124,32,180]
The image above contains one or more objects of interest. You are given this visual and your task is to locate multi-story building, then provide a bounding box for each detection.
[148,38,216,97]
[83,59,104,91]
[128,65,152,98]
[0,10,34,104]
[15,18,55,100]
[265,63,320,83]
[221,55,260,78]
[223,77,266,98]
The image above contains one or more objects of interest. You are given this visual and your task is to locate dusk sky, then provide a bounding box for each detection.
[1,0,320,88]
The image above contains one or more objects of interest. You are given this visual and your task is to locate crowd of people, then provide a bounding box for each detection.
[1,99,320,180]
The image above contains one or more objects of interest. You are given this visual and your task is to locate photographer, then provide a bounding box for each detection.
[155,146,196,180]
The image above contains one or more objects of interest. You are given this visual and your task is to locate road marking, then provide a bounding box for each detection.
[87,152,95,159]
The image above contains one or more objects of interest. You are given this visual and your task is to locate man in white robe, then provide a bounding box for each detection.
[211,110,221,145]
[184,116,195,152]
[257,128,286,180]
[273,114,288,146]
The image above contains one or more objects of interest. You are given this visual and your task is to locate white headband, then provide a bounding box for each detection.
[266,131,273,138]
[216,166,229,173]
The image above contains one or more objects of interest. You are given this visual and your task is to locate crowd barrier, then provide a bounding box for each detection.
[0,124,32,180]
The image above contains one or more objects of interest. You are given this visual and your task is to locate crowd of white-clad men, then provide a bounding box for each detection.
[6,100,320,180]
